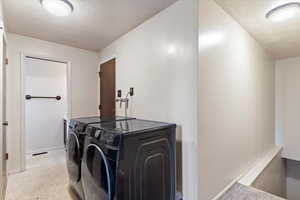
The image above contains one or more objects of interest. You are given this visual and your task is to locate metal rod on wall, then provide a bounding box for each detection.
[25,95,62,101]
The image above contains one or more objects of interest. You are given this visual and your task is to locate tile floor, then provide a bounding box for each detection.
[6,150,73,200]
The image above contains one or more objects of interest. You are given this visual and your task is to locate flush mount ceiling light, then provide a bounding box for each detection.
[41,0,74,17]
[266,2,300,22]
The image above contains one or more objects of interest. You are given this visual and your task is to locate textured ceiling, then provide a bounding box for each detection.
[3,0,177,51]
[215,0,300,59]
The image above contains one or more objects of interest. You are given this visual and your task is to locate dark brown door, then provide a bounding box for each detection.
[100,58,116,117]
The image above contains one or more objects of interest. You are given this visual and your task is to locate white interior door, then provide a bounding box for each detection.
[0,29,7,200]
[24,57,67,155]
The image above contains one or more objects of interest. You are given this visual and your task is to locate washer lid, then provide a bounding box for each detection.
[88,119,176,135]
[69,116,136,130]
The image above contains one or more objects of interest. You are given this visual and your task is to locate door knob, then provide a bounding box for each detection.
[2,121,8,126]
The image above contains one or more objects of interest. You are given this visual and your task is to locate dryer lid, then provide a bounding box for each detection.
[88,119,176,135]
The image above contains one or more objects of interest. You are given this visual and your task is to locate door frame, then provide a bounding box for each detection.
[0,28,6,200]
[20,53,72,171]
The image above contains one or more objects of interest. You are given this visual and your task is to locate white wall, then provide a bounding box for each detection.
[7,33,99,173]
[98,0,199,199]
[276,56,300,161]
[198,0,276,199]
[276,56,300,200]
[0,0,3,27]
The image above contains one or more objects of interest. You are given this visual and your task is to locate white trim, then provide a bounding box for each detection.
[20,53,25,171]
[26,145,65,157]
[98,55,117,71]
[20,52,72,171]
[211,146,283,200]
[7,169,22,176]
[239,146,282,186]
[0,29,8,200]
[0,28,4,200]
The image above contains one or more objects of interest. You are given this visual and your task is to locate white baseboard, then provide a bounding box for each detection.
[26,145,65,156]
[9,146,66,175]
[8,168,23,175]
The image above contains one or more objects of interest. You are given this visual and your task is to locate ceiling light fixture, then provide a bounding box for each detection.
[266,2,300,22]
[41,0,74,17]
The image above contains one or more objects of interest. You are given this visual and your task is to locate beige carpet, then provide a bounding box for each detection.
[6,149,73,200]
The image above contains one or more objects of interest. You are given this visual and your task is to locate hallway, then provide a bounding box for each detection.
[6,150,72,200]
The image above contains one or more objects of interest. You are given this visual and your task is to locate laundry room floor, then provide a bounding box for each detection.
[6,149,73,200]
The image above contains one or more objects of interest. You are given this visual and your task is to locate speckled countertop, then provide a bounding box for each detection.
[218,183,286,200]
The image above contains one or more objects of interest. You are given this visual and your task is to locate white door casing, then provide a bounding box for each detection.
[23,57,68,155]
[0,28,7,200]
[20,54,72,171]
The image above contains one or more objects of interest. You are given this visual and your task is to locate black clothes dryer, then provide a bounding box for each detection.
[67,116,135,200]
[81,119,176,200]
